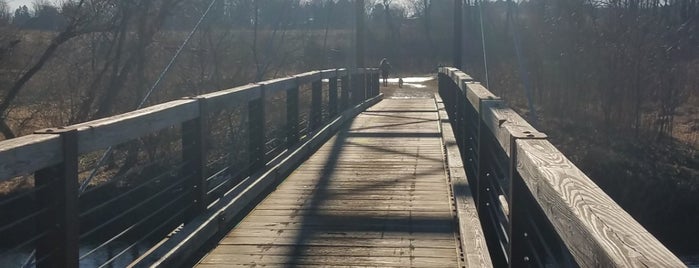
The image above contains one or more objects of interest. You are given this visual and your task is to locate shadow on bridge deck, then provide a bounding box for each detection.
[195,98,464,267]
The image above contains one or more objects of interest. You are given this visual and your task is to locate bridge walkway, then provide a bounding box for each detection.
[196,98,466,267]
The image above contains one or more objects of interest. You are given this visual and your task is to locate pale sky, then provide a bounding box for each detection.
[8,0,34,10]
[7,0,58,11]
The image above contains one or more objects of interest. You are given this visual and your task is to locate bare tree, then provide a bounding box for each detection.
[0,0,10,23]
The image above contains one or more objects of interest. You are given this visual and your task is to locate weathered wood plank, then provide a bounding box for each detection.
[223,229,457,242]
[198,84,261,111]
[219,236,454,248]
[481,102,546,157]
[194,98,465,267]
[320,69,338,79]
[253,203,452,212]
[63,99,199,154]
[200,254,458,267]
[204,245,458,258]
[465,82,498,112]
[438,99,493,268]
[295,71,321,84]
[0,134,62,180]
[516,139,686,268]
[133,94,384,268]
[246,208,452,217]
[258,76,296,94]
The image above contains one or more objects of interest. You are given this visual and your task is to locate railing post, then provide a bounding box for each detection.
[455,83,463,148]
[34,128,79,268]
[365,70,372,100]
[329,73,338,117]
[438,71,446,100]
[374,71,380,96]
[182,98,207,217]
[310,79,322,131]
[286,82,300,147]
[359,71,371,100]
[506,130,547,267]
[350,72,359,105]
[248,87,265,172]
[340,74,349,110]
[476,101,509,268]
[508,169,530,267]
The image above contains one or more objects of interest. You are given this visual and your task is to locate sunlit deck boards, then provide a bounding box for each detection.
[196,98,462,267]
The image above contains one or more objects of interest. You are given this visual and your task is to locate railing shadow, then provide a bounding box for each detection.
[285,108,455,267]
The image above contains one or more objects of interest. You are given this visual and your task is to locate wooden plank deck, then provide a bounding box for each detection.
[196,98,465,267]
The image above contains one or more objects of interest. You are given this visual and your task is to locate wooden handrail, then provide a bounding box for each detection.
[0,68,378,182]
[0,67,379,268]
[437,67,685,267]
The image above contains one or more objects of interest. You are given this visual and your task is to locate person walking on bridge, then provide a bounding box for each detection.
[379,58,392,87]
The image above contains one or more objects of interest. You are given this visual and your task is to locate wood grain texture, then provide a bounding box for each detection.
[0,134,62,180]
[437,99,494,268]
[133,95,383,268]
[481,102,546,157]
[198,84,261,111]
[516,139,686,268]
[464,82,498,112]
[443,68,474,94]
[195,98,466,267]
[66,99,199,154]
[0,68,362,180]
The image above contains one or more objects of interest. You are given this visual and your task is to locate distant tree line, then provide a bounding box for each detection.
[0,0,697,142]
[459,0,698,141]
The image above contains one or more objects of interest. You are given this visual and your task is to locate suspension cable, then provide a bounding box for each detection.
[507,0,538,125]
[21,2,220,267]
[81,0,219,193]
[478,0,490,88]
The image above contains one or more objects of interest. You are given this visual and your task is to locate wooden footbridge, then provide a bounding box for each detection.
[0,67,686,267]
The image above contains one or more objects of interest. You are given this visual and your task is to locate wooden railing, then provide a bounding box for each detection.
[437,67,685,267]
[0,68,380,267]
